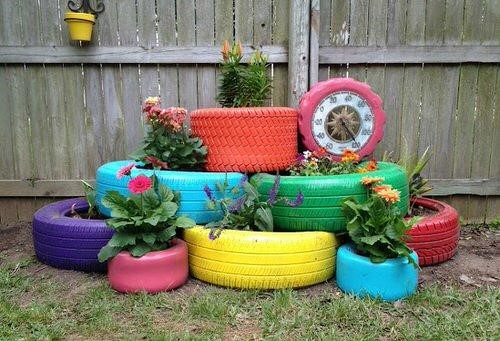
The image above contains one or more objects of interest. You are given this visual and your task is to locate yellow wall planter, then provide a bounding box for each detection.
[183,227,340,289]
[64,12,95,42]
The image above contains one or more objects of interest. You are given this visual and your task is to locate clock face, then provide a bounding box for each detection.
[312,91,374,155]
[298,78,385,161]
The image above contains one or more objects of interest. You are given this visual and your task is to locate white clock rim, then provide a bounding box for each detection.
[311,91,375,155]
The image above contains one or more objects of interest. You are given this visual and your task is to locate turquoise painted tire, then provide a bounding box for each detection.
[254,162,409,232]
[336,243,418,301]
[96,160,245,224]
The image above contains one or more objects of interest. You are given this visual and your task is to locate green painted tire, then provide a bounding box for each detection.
[253,162,409,232]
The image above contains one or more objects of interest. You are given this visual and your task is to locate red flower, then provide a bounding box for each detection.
[366,160,378,171]
[144,156,169,170]
[128,175,152,194]
[116,163,135,179]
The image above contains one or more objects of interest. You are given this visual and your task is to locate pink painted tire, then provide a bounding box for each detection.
[107,239,189,293]
[299,78,385,160]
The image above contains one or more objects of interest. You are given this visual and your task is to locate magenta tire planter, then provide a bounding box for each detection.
[107,239,189,293]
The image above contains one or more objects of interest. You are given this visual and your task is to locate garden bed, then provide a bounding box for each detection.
[0,221,498,339]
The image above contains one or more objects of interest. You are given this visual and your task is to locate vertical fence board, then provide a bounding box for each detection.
[214,0,234,107]
[253,0,272,106]
[271,0,289,106]
[138,1,160,99]
[177,0,198,112]
[235,0,254,42]
[196,0,216,109]
[328,0,349,78]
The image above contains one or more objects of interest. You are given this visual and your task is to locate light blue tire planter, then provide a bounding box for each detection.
[96,160,245,224]
[336,243,419,301]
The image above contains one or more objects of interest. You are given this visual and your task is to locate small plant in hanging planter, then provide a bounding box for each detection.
[64,0,104,42]
[98,166,195,293]
[190,41,298,173]
[336,177,420,301]
[131,97,207,170]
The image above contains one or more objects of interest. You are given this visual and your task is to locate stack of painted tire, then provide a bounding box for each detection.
[254,162,410,233]
[406,197,460,266]
[190,107,297,172]
[95,160,245,224]
[32,198,113,272]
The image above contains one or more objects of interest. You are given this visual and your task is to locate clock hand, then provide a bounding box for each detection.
[340,118,357,142]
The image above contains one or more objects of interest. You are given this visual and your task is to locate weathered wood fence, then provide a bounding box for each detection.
[0,0,499,223]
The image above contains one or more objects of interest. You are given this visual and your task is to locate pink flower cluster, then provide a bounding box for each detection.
[142,97,187,132]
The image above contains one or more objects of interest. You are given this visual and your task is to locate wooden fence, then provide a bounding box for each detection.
[0,0,499,224]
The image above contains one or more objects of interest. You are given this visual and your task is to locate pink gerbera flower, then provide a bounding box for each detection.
[116,163,135,179]
[128,175,152,194]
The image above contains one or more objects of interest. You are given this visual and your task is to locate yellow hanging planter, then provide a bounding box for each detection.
[64,12,95,42]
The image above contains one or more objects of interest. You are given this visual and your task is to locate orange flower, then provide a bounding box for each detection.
[373,184,391,192]
[221,40,230,61]
[375,187,400,204]
[341,149,360,163]
[313,147,327,158]
[235,40,243,57]
[361,177,384,186]
[366,160,377,171]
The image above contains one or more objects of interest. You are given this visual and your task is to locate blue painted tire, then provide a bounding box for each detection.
[336,243,418,301]
[96,160,245,224]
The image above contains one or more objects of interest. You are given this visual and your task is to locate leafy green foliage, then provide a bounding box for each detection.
[81,180,98,218]
[98,175,195,262]
[204,175,302,238]
[342,188,420,268]
[383,138,432,197]
[288,149,372,176]
[216,41,272,107]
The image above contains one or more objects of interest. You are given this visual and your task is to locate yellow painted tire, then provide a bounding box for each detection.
[182,227,339,289]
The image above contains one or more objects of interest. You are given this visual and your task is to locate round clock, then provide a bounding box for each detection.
[299,78,385,160]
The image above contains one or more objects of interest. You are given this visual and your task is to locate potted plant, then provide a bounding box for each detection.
[97,167,195,293]
[32,181,113,273]
[183,176,340,289]
[336,177,420,301]
[190,41,298,173]
[64,12,96,42]
[96,97,246,224]
[384,143,460,266]
[254,148,409,232]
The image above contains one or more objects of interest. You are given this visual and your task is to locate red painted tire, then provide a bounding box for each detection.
[107,239,189,293]
[406,197,460,266]
[190,107,298,172]
[299,78,385,160]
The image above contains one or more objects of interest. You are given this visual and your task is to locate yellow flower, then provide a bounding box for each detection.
[361,177,384,186]
[375,187,400,204]
[145,96,160,105]
[357,167,368,173]
[235,40,243,57]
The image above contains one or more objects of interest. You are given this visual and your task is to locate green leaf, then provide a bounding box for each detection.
[359,235,384,245]
[130,242,152,257]
[142,190,159,211]
[106,218,133,230]
[144,215,160,226]
[158,201,178,218]
[108,232,136,248]
[102,191,130,218]
[174,216,195,228]
[157,185,174,203]
[98,245,121,262]
[142,233,156,245]
[254,207,273,231]
[158,227,177,242]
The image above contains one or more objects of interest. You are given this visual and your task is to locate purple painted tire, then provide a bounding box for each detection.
[32,198,113,272]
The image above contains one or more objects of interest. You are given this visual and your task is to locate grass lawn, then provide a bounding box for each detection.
[1,223,499,340]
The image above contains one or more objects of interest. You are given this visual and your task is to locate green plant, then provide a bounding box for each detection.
[97,167,195,262]
[341,177,420,268]
[216,40,272,107]
[384,139,432,197]
[204,175,303,239]
[81,180,98,218]
[288,148,377,176]
[131,97,207,170]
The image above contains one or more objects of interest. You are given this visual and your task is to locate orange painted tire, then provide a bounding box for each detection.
[190,107,298,172]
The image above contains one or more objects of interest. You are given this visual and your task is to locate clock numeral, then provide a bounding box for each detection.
[329,96,337,103]
[314,118,323,125]
[364,115,372,122]
[361,128,372,135]
[326,143,333,149]
[345,95,352,102]
[316,132,325,139]
[351,141,360,149]
[357,100,365,108]
[319,106,324,112]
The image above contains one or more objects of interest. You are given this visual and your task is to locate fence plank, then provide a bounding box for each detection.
[271,0,289,106]
[196,0,216,109]
[138,1,160,100]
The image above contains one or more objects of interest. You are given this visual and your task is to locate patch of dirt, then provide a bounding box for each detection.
[1,222,499,298]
